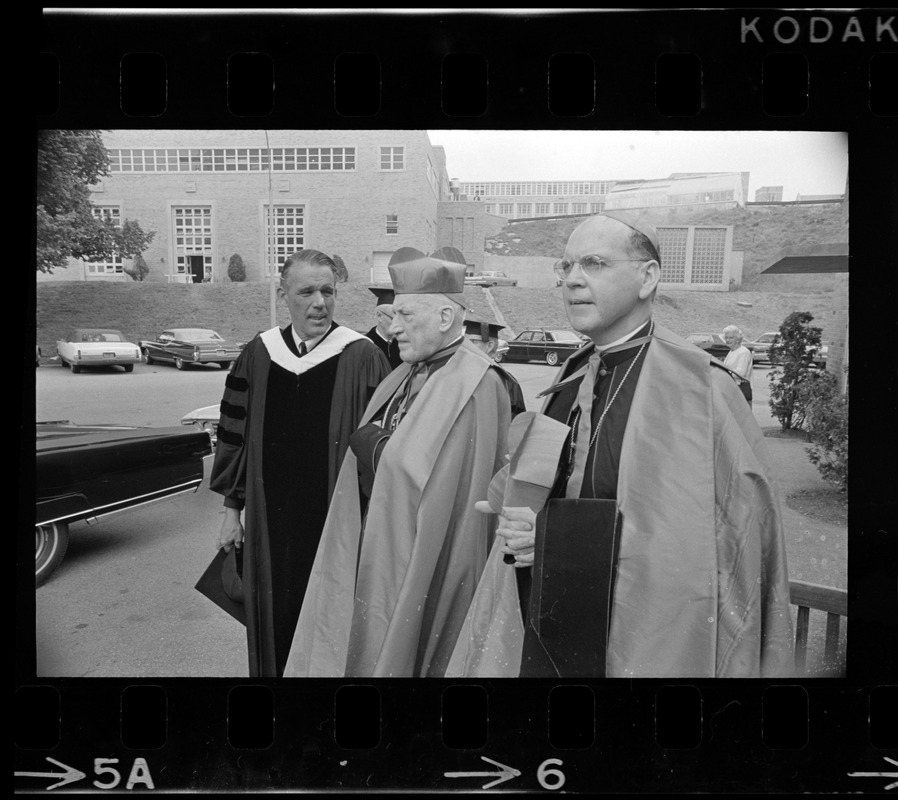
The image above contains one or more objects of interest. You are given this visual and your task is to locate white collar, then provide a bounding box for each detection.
[372,327,392,343]
[261,325,366,376]
[291,325,327,353]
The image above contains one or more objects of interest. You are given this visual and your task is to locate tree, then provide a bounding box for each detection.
[803,369,848,491]
[36,130,155,273]
[767,311,823,430]
[227,253,246,282]
[123,252,149,282]
[332,254,349,282]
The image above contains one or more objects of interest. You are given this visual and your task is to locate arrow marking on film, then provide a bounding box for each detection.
[15,757,87,790]
[848,756,898,791]
[445,755,521,790]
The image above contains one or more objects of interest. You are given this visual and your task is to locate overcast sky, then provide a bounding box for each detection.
[428,130,848,202]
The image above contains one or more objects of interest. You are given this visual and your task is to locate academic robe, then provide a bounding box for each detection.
[209,323,391,677]
[284,339,513,678]
[364,326,403,369]
[447,323,794,678]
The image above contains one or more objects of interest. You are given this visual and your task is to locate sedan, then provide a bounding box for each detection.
[35,421,213,586]
[56,328,142,373]
[746,331,779,364]
[140,328,245,370]
[181,404,221,445]
[497,329,584,366]
[465,271,518,287]
[685,332,730,361]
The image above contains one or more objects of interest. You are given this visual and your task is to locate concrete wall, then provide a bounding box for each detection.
[482,255,557,288]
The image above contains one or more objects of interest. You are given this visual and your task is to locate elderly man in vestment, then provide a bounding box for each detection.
[284,257,519,677]
[209,249,391,677]
[450,211,794,678]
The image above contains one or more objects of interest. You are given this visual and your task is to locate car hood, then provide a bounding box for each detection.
[180,405,220,422]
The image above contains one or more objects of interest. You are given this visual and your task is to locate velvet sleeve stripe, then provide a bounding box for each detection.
[220,399,247,420]
[225,374,249,392]
[217,427,245,447]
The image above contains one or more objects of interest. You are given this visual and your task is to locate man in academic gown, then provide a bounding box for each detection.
[284,257,515,677]
[449,212,794,679]
[463,315,526,416]
[364,286,403,369]
[210,249,391,678]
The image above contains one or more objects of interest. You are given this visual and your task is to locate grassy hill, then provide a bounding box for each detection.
[486,202,846,292]
[36,278,842,357]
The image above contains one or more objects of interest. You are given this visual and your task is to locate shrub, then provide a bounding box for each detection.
[227,253,246,282]
[123,253,149,282]
[332,254,349,282]
[767,311,823,430]
[803,369,848,491]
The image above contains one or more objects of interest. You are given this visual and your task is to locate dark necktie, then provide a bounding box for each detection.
[299,341,308,356]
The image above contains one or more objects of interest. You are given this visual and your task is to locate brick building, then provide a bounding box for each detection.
[37,130,502,286]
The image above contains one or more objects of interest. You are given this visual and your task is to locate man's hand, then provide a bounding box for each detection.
[217,507,244,552]
[475,501,536,568]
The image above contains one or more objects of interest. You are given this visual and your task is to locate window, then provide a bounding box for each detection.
[485,204,494,214]
[386,214,399,235]
[535,203,550,215]
[590,202,604,213]
[173,207,213,275]
[380,147,404,171]
[86,207,123,274]
[554,203,568,215]
[517,203,532,216]
[572,203,587,214]
[265,205,305,273]
[499,203,513,215]
[108,146,356,172]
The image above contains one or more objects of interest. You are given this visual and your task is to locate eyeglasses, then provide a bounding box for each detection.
[553,255,648,281]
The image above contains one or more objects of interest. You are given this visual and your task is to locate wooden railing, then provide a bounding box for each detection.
[789,579,848,675]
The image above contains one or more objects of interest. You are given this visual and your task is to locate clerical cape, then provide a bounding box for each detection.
[209,323,391,677]
[284,340,514,677]
[447,323,794,678]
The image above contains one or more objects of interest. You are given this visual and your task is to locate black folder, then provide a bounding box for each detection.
[194,546,246,626]
[520,498,622,678]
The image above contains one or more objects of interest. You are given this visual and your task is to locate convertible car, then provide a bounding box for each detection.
[140,328,245,370]
[496,329,584,366]
[56,329,142,373]
[35,421,213,586]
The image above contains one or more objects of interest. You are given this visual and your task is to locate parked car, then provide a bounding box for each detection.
[464,271,518,287]
[497,329,585,366]
[56,329,142,373]
[181,404,221,445]
[745,331,779,364]
[808,342,829,368]
[685,332,730,362]
[35,421,213,586]
[140,328,245,370]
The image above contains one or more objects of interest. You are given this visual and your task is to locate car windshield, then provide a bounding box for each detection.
[78,332,123,342]
[548,330,583,343]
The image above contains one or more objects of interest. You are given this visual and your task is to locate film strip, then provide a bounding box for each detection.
[23,8,897,794]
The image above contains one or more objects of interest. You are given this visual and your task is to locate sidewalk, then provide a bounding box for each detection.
[750,368,847,676]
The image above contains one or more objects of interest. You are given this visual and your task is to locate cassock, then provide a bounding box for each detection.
[447,322,794,679]
[209,322,391,677]
[284,339,514,677]
[364,326,403,369]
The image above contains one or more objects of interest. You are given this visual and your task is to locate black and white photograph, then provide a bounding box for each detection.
[35,128,849,679]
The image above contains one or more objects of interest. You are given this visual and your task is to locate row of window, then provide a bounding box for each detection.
[84,205,401,275]
[486,202,603,217]
[459,180,614,197]
[107,146,406,173]
[607,189,735,210]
